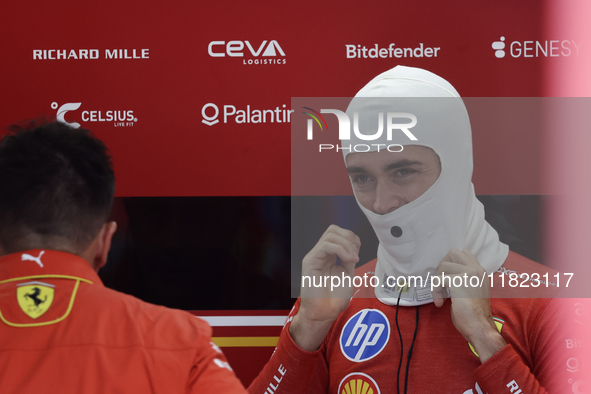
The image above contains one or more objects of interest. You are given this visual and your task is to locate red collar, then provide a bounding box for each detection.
[0,249,102,285]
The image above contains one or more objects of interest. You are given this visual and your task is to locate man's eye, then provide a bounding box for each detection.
[396,168,415,177]
[354,175,370,184]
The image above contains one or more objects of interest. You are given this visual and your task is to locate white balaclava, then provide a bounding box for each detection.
[344,66,508,306]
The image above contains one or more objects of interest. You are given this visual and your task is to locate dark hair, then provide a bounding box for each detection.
[0,120,115,253]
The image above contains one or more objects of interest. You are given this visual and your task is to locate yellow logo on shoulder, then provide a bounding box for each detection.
[17,281,55,319]
[469,317,504,358]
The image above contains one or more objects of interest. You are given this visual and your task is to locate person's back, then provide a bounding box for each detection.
[0,121,246,393]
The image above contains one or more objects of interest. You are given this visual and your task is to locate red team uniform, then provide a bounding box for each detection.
[0,249,247,393]
[249,252,573,394]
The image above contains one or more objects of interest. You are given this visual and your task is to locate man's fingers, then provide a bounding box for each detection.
[320,225,361,252]
[463,249,477,261]
[440,248,481,268]
[431,263,453,307]
[432,258,488,300]
[441,248,468,265]
[321,232,359,260]
[432,288,447,307]
[305,241,359,276]
[435,261,470,276]
[320,242,359,264]
[436,253,485,278]
[303,225,362,282]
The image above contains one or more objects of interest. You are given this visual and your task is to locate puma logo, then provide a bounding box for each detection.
[463,382,485,394]
[21,251,45,268]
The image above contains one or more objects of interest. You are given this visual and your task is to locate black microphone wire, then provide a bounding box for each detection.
[404,305,420,394]
[395,290,403,394]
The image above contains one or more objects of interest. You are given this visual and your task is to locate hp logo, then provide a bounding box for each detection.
[340,309,390,362]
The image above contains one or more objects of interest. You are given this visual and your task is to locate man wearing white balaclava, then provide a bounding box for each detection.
[249,66,569,394]
[343,66,508,306]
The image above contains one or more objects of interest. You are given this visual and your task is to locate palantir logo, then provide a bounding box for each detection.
[202,103,219,126]
[53,102,82,128]
[492,37,506,58]
[340,309,390,362]
[201,102,292,125]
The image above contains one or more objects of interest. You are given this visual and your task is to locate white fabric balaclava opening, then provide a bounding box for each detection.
[343,66,508,306]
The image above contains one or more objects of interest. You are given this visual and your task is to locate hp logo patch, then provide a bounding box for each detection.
[340,309,390,362]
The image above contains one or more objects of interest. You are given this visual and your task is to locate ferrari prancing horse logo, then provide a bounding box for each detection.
[17,281,55,319]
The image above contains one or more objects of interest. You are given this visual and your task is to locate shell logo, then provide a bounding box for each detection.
[338,372,380,394]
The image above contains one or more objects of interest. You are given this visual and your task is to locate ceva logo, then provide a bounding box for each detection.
[207,40,286,65]
[340,309,390,362]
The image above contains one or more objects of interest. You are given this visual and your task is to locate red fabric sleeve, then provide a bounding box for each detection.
[475,344,548,393]
[187,320,248,394]
[475,298,583,394]
[248,299,329,394]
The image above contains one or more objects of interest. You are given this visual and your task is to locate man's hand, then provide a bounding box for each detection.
[290,225,361,351]
[431,249,506,363]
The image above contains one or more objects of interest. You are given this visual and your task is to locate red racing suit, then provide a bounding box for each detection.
[249,252,580,393]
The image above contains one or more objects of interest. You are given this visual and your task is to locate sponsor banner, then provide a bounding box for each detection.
[2,95,585,198]
[1,1,587,199]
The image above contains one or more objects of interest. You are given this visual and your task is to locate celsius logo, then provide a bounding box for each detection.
[304,107,416,153]
[492,37,506,58]
[492,36,582,58]
[52,102,138,128]
[55,102,82,128]
[338,373,381,394]
[340,309,390,362]
[201,103,293,126]
[207,40,286,65]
